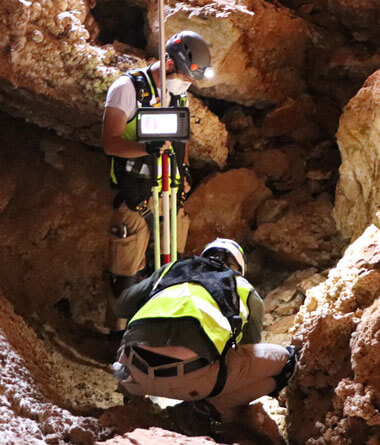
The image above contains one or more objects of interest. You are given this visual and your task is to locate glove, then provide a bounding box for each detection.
[182,163,193,188]
[145,140,166,155]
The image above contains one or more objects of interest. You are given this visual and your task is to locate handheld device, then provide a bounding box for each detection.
[136,107,190,142]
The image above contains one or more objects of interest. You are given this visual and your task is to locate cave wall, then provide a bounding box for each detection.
[333,70,380,241]
[0,112,111,324]
[287,225,380,445]
[0,2,379,444]
[0,0,379,327]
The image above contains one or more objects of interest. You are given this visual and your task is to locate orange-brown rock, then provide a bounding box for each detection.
[184,168,271,255]
[351,300,380,395]
[280,1,380,106]
[239,399,287,445]
[262,95,321,144]
[0,112,111,322]
[162,0,311,106]
[188,94,228,167]
[333,70,380,241]
[251,191,344,268]
[287,224,380,444]
[262,268,327,346]
[234,145,306,192]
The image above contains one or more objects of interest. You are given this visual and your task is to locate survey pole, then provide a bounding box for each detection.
[158,0,172,265]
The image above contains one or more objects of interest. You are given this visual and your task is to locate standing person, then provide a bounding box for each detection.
[112,238,297,436]
[102,31,213,329]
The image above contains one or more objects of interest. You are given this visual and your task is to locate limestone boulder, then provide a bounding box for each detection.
[280,1,380,107]
[184,168,271,255]
[232,144,306,192]
[188,94,228,167]
[287,225,380,444]
[159,0,311,106]
[333,70,380,241]
[351,300,380,395]
[251,191,345,268]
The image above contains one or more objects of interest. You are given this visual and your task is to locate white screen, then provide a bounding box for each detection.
[140,113,178,134]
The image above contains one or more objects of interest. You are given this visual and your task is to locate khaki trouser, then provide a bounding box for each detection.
[117,343,289,422]
[108,199,190,276]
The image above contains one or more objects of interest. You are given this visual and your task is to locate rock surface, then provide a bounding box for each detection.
[0,111,111,325]
[184,168,271,254]
[0,1,379,444]
[333,69,380,240]
[281,0,380,44]
[251,191,345,268]
[96,426,224,445]
[261,267,328,346]
[0,294,114,444]
[162,0,311,106]
[287,224,380,444]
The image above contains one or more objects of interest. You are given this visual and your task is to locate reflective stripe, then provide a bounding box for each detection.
[236,276,252,320]
[110,157,117,185]
[152,262,175,291]
[149,284,231,331]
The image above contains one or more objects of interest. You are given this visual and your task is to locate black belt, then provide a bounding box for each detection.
[126,347,209,377]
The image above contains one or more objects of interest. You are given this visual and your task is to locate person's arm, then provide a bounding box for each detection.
[102,77,171,158]
[113,265,168,320]
[102,106,149,158]
[240,287,264,344]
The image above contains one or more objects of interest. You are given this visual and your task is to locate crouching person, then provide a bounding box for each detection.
[112,238,296,436]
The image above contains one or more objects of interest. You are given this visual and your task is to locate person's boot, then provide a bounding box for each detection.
[168,399,221,437]
[269,345,298,398]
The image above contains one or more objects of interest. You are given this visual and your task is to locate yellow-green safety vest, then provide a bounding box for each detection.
[128,275,252,355]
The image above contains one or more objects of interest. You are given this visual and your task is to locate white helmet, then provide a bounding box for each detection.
[201,238,247,275]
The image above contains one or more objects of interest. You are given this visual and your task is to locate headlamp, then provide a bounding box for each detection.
[203,67,214,79]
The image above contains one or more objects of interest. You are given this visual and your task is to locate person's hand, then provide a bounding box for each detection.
[145,140,171,155]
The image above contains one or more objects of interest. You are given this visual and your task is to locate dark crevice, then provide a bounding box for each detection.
[91,0,147,49]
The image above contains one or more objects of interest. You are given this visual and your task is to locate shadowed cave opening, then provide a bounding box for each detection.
[91,0,147,49]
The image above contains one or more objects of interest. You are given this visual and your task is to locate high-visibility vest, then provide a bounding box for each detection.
[109,67,187,194]
[128,274,252,355]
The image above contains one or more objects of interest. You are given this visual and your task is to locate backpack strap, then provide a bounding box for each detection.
[126,70,152,107]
